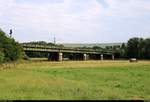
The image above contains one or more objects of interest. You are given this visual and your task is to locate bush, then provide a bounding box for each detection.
[0,28,23,62]
[0,51,4,63]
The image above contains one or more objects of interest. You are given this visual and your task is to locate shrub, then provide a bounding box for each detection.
[0,51,4,63]
[0,29,23,62]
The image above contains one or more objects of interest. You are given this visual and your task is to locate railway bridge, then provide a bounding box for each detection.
[22,44,115,61]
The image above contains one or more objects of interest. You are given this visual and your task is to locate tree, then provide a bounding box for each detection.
[119,43,127,58]
[93,46,102,50]
[0,28,23,62]
[127,37,143,58]
[105,46,112,50]
[0,51,4,63]
[143,38,150,59]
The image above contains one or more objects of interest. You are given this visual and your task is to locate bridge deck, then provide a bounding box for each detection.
[22,44,114,55]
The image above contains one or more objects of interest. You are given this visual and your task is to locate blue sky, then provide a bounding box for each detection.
[0,0,150,43]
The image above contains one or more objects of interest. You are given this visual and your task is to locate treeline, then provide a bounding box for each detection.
[22,41,64,47]
[0,29,23,63]
[126,37,150,59]
[104,37,150,59]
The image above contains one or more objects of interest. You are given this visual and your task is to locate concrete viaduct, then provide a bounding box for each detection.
[22,44,115,61]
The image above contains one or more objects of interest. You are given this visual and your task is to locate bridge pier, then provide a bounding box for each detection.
[112,54,115,60]
[101,54,104,60]
[58,52,63,61]
[83,54,88,61]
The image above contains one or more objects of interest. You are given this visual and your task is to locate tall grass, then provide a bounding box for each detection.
[0,60,150,100]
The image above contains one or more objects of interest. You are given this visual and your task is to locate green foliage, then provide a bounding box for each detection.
[119,43,127,58]
[0,51,4,63]
[127,37,142,58]
[0,29,23,62]
[22,41,62,47]
[143,38,150,59]
[126,37,150,59]
[104,37,150,59]
[105,46,113,50]
[92,46,103,50]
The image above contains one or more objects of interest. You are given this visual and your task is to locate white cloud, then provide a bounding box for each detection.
[105,0,150,17]
[0,0,150,43]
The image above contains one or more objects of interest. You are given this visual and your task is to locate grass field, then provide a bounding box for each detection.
[0,60,150,100]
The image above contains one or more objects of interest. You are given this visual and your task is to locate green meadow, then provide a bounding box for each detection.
[0,60,150,100]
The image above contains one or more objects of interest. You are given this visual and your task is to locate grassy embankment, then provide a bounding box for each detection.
[0,59,150,100]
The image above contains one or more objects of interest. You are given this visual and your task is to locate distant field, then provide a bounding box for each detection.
[0,60,150,100]
[60,43,123,48]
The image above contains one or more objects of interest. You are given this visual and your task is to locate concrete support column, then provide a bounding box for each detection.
[112,54,115,60]
[58,52,63,61]
[83,54,87,61]
[101,54,104,60]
